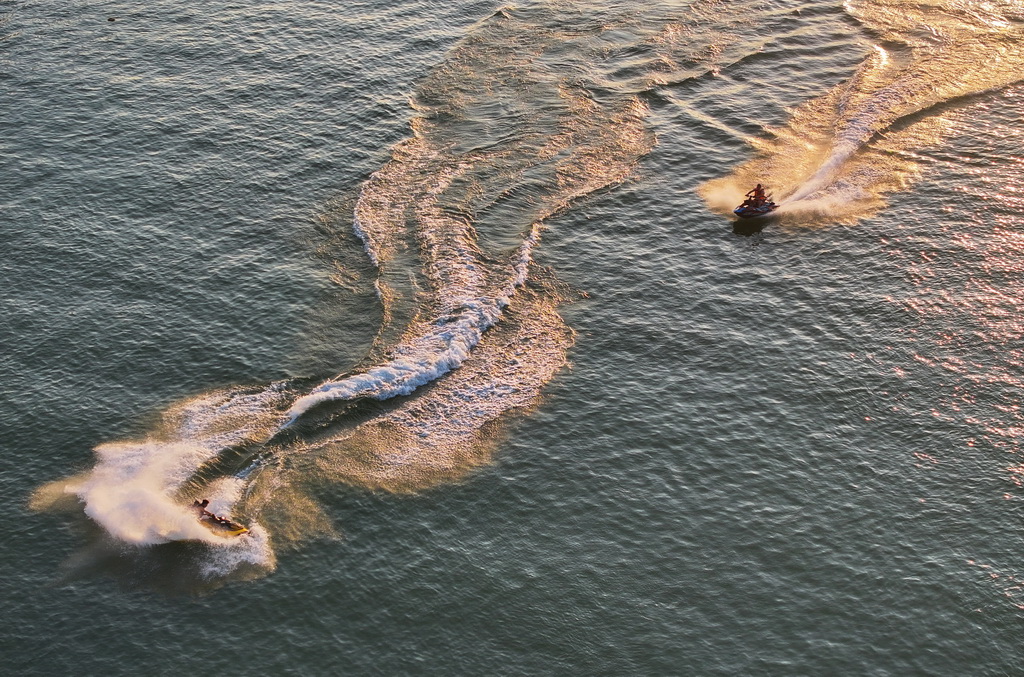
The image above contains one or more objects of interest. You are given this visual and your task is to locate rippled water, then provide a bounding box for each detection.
[4,0,1024,674]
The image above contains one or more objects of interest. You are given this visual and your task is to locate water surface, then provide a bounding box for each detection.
[4,0,1024,674]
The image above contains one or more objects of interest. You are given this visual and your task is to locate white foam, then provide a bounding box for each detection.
[73,385,287,548]
[74,440,221,545]
[285,214,544,420]
[198,523,274,580]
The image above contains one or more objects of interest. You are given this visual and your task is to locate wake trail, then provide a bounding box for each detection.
[284,219,543,422]
[33,0,773,589]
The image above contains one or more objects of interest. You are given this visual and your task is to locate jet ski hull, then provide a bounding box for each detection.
[733,201,778,219]
[199,515,249,537]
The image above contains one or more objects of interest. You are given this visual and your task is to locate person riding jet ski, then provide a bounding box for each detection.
[193,499,214,520]
[734,183,778,220]
[744,183,767,205]
[191,499,250,537]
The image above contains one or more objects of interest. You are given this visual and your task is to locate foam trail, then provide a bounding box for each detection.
[35,0,758,587]
[286,222,542,420]
[782,48,902,204]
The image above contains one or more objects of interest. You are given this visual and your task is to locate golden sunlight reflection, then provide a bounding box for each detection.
[887,91,1024,504]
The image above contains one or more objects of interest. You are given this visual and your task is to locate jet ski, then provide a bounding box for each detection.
[733,199,778,219]
[193,499,249,537]
[734,184,778,219]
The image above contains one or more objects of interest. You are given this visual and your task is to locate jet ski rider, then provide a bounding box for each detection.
[745,183,767,206]
[193,498,214,520]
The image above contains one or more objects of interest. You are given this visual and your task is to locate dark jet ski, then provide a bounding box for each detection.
[734,183,778,219]
[733,199,778,219]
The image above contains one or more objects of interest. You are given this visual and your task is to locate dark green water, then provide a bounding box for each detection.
[4,0,1024,674]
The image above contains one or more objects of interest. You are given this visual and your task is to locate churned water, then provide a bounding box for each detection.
[4,0,1024,674]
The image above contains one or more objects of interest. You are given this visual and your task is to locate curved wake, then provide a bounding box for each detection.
[32,0,802,590]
